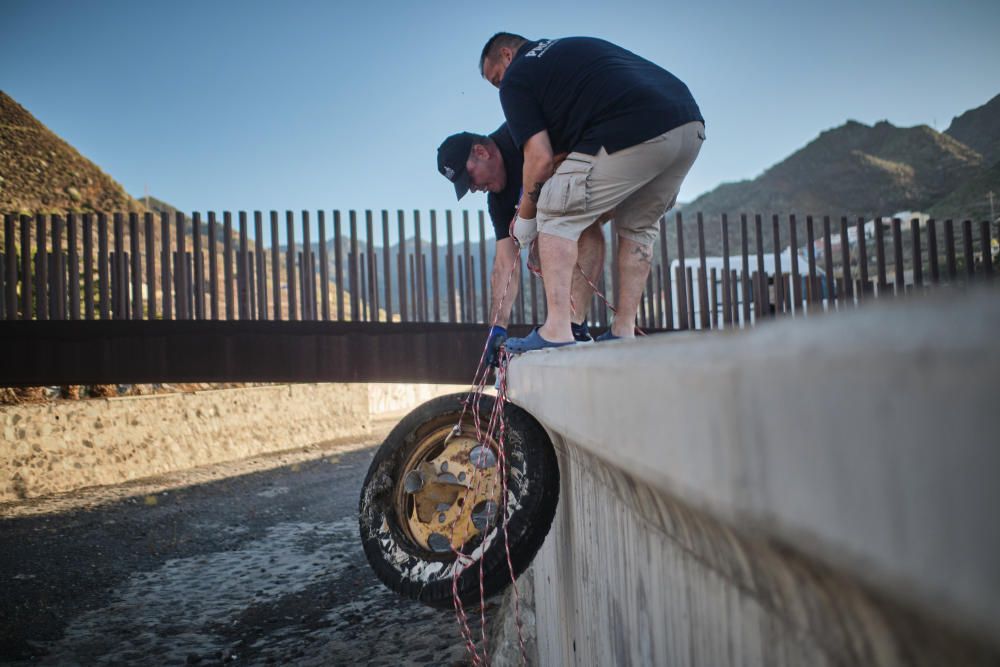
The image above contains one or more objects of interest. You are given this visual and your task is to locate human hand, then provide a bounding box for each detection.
[486,325,508,367]
[511,216,537,248]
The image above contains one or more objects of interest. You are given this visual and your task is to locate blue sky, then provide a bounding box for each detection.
[3,0,999,241]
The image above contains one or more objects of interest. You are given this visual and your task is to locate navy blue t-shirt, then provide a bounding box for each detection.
[487,124,523,241]
[499,37,703,155]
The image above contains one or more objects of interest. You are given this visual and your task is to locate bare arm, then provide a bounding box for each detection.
[517,130,555,220]
[490,237,520,327]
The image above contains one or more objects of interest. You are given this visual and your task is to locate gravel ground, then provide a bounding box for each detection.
[0,444,497,666]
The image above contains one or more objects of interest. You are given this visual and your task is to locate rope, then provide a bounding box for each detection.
[444,228,530,666]
[443,224,645,664]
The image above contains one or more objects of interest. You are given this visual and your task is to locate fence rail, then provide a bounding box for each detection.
[1,211,996,330]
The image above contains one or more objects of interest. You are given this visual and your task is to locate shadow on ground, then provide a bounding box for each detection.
[0,447,491,666]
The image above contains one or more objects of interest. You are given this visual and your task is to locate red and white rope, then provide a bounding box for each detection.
[445,226,645,664]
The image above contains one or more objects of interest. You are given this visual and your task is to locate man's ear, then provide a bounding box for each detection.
[471,144,490,160]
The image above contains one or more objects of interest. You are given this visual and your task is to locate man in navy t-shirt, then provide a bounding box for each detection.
[437,124,607,363]
[479,33,705,351]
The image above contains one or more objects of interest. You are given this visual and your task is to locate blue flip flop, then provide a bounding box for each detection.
[595,330,620,342]
[504,328,577,354]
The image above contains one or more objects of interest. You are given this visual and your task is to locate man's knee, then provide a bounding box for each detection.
[616,225,658,247]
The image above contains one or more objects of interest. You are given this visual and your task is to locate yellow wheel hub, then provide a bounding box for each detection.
[396,425,501,554]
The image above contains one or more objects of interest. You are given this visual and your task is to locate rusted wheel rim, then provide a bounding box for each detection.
[393,423,501,555]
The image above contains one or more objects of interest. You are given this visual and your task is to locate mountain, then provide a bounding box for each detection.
[674,93,1000,256]
[944,93,1000,165]
[686,119,982,221]
[137,195,180,217]
[927,160,1000,222]
[0,91,145,214]
[138,195,252,246]
[933,93,1000,221]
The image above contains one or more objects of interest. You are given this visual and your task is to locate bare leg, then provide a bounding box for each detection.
[570,223,606,324]
[611,235,654,338]
[536,232,577,343]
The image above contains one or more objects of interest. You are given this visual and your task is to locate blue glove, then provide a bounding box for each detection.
[486,325,507,367]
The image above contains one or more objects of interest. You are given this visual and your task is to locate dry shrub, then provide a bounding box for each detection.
[0,387,46,405]
[87,384,117,398]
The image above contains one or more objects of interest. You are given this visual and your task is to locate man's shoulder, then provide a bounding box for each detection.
[523,36,617,58]
[489,123,513,145]
[504,36,618,79]
[502,39,548,80]
[490,124,520,164]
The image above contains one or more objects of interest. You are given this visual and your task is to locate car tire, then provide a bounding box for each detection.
[358,392,559,608]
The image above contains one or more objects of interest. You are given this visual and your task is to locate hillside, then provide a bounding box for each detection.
[0,91,145,214]
[0,91,326,318]
[687,119,983,221]
[945,93,1000,165]
[927,160,1000,221]
[676,92,1000,255]
[138,195,180,218]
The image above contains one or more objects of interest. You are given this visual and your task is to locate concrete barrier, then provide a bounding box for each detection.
[1,382,463,502]
[504,286,1000,666]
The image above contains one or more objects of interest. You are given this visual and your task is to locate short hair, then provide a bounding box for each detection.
[479,32,528,75]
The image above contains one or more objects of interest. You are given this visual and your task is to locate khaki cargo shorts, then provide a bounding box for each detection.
[537,120,705,246]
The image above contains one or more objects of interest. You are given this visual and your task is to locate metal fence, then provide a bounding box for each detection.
[1,210,996,330]
[668,213,996,330]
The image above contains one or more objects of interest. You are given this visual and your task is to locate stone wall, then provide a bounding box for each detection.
[1,382,464,502]
[366,383,467,417]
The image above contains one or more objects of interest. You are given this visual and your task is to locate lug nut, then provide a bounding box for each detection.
[403,470,424,494]
[427,533,451,553]
[469,445,497,469]
[471,500,499,531]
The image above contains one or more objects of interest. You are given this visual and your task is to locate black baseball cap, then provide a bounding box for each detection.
[437,132,476,200]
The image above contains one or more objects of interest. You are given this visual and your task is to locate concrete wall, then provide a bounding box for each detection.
[505,286,1000,666]
[1,382,464,502]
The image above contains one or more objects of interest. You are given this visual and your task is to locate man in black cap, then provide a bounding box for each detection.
[437,124,606,364]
